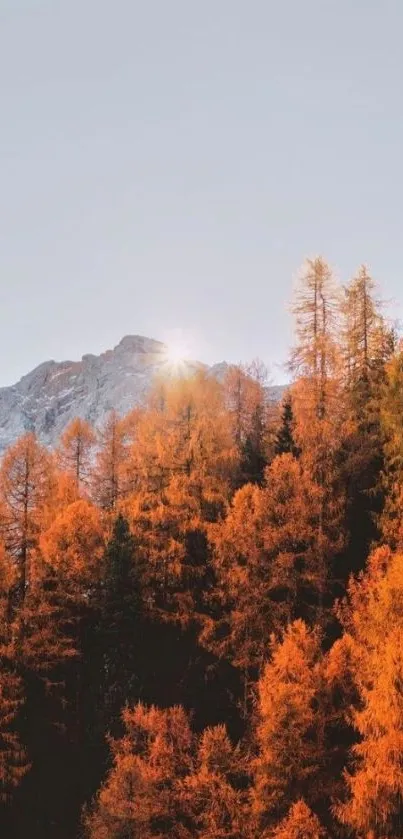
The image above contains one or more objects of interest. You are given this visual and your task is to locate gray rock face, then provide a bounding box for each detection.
[0,336,284,453]
[0,336,165,452]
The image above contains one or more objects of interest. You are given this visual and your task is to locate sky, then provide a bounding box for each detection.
[1,0,403,386]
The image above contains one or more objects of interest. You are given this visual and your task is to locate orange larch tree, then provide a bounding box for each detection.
[0,434,55,603]
[0,544,28,801]
[84,703,194,838]
[289,258,349,607]
[270,800,328,839]
[84,703,245,839]
[336,546,403,837]
[180,724,246,839]
[57,417,96,495]
[205,453,342,693]
[92,411,128,513]
[223,362,270,486]
[290,257,340,422]
[40,499,105,593]
[123,372,237,620]
[251,621,333,834]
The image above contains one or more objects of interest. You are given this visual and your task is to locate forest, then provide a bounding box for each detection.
[0,258,403,838]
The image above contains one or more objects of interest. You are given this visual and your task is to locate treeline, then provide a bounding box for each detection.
[0,258,403,837]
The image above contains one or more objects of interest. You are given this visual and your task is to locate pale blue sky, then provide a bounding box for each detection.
[1,0,402,385]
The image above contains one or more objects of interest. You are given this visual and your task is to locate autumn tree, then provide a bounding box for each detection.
[0,453,82,676]
[251,621,332,833]
[0,545,27,802]
[57,418,95,495]
[288,259,349,609]
[40,499,104,592]
[92,411,128,512]
[342,265,388,396]
[289,258,345,469]
[118,375,240,732]
[340,267,394,571]
[181,724,246,839]
[290,257,340,421]
[379,345,403,548]
[124,373,236,618]
[336,546,403,837]
[38,499,105,692]
[0,438,87,836]
[205,454,342,696]
[84,703,194,838]
[223,363,269,486]
[0,432,72,718]
[0,434,55,603]
[289,257,346,476]
[84,704,245,839]
[270,800,328,839]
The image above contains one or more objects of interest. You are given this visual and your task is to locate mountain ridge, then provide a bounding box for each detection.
[0,335,284,453]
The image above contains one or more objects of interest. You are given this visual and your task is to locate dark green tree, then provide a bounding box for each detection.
[274,395,300,458]
[95,514,144,730]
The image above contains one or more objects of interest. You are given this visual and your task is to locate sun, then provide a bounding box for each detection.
[165,340,189,367]
[166,343,185,364]
[161,329,196,373]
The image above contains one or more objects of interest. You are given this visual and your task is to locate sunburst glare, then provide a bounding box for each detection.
[165,341,189,365]
[162,329,194,372]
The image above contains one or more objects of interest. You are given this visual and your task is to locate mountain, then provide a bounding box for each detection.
[0,335,284,453]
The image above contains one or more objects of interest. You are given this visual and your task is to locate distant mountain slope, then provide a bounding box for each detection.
[0,336,285,452]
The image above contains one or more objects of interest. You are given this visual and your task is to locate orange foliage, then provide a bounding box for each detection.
[40,499,105,588]
[336,546,403,837]
[0,544,28,797]
[0,434,55,597]
[122,374,236,614]
[251,621,327,828]
[223,365,266,444]
[57,417,96,494]
[92,411,128,512]
[206,454,340,675]
[380,347,403,548]
[84,703,194,838]
[270,800,328,838]
[84,703,244,839]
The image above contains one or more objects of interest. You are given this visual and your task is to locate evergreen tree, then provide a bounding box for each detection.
[379,345,403,547]
[340,267,394,574]
[96,514,144,730]
[274,395,300,458]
